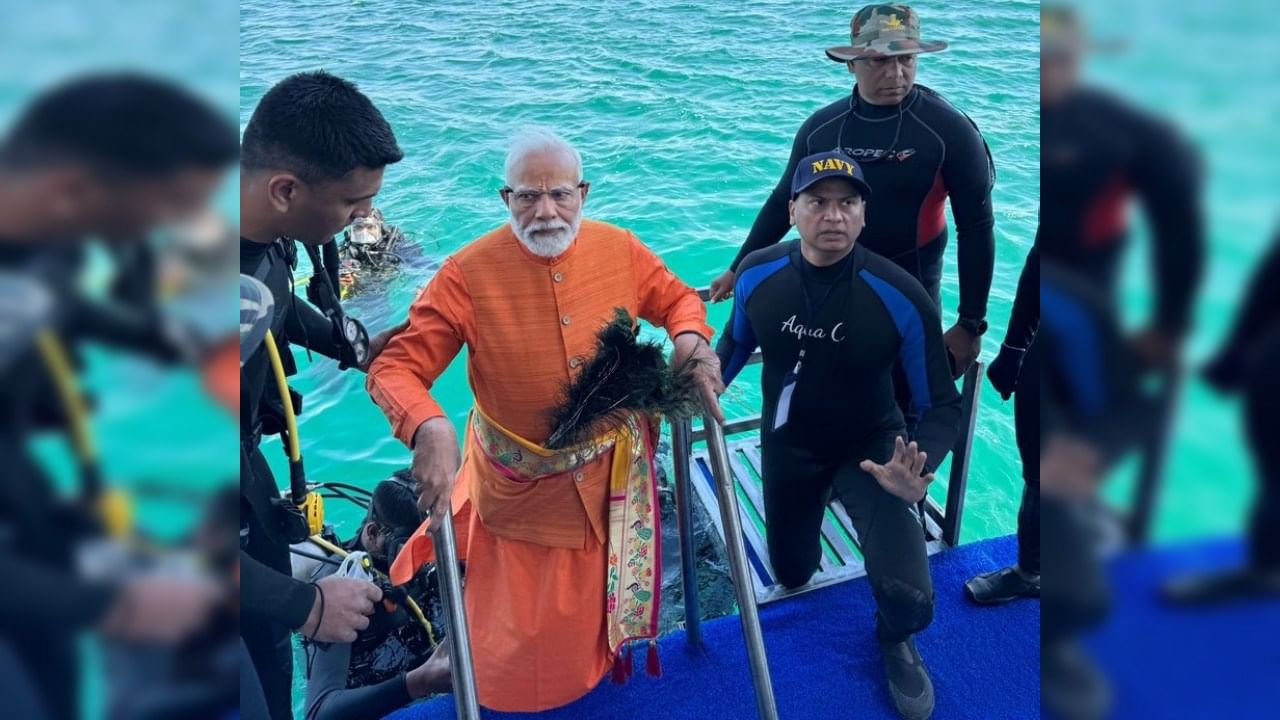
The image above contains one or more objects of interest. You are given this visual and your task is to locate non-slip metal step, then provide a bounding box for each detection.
[689,436,950,605]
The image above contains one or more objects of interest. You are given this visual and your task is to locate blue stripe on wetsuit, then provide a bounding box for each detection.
[859,269,933,415]
[723,256,790,384]
[1040,281,1106,418]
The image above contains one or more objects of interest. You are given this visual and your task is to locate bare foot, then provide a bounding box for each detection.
[407,639,452,698]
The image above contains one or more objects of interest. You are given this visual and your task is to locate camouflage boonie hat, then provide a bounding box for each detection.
[1041,5,1083,55]
[825,4,948,62]
[1041,5,1127,57]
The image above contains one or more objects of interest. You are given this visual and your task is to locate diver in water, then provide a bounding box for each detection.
[296,473,451,720]
[336,207,407,296]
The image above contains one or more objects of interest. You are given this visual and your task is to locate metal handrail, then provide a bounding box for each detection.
[670,418,703,648]
[702,412,779,720]
[941,361,982,546]
[431,506,480,720]
[1126,368,1184,545]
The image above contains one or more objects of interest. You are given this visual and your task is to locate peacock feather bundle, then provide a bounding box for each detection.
[544,308,703,450]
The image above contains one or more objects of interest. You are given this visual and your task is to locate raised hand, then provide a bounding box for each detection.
[859,436,934,503]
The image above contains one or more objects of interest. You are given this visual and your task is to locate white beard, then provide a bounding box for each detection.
[510,212,580,258]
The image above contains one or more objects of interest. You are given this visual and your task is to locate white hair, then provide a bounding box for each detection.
[504,128,583,187]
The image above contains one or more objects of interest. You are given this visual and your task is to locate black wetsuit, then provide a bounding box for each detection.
[239,237,346,720]
[301,534,438,720]
[730,84,995,324]
[1203,234,1280,571]
[995,241,1041,573]
[1041,86,1203,337]
[1036,88,1203,628]
[717,241,961,641]
[1038,261,1156,647]
[0,242,183,720]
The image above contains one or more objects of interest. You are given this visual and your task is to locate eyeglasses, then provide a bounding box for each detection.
[500,182,588,210]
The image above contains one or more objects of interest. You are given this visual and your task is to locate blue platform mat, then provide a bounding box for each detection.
[388,533,1039,719]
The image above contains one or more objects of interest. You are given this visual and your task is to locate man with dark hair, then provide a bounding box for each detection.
[717,151,961,720]
[0,72,238,364]
[0,72,237,242]
[709,5,996,380]
[0,73,238,720]
[240,70,404,247]
[239,70,406,720]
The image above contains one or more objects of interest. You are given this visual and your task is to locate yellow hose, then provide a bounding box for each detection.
[35,330,96,463]
[308,534,438,645]
[36,329,133,537]
[263,330,322,532]
[263,329,301,462]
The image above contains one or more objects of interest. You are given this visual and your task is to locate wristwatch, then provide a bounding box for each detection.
[957,317,989,337]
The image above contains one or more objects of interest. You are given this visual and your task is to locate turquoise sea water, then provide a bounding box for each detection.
[240,0,1280,560]
[5,0,1274,717]
[239,4,1041,712]
[240,0,1042,545]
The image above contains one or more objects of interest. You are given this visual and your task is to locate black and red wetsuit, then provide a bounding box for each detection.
[729,84,996,325]
[1040,86,1203,337]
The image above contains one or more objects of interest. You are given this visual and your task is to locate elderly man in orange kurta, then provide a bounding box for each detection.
[367,129,724,712]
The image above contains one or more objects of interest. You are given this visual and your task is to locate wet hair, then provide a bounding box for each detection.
[0,73,238,176]
[241,70,403,182]
[368,470,421,534]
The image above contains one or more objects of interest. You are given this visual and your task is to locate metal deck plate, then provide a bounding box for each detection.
[689,436,949,605]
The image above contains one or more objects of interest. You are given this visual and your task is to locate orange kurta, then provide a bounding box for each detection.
[367,219,711,712]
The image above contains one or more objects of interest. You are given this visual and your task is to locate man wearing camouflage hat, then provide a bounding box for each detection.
[709,4,996,386]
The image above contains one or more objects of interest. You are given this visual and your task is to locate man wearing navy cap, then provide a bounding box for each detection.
[709,4,995,383]
[717,150,961,720]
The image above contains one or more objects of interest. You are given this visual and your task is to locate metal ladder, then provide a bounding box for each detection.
[672,359,982,607]
[432,506,481,720]
[437,320,989,720]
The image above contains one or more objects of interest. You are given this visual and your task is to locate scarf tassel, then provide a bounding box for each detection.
[611,644,634,685]
[646,640,662,678]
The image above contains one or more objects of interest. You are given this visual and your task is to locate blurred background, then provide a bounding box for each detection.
[1,1,237,719]
[1040,1,1279,719]
[1,1,238,529]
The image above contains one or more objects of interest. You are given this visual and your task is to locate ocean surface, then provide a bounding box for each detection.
[239,4,1041,713]
[240,0,1044,541]
[4,0,1274,717]
[238,0,1280,634]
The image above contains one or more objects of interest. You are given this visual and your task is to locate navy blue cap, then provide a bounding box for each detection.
[791,151,872,200]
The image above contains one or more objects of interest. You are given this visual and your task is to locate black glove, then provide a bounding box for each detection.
[986,343,1027,401]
